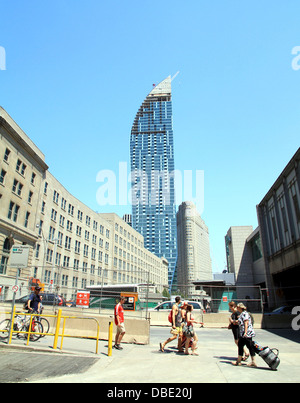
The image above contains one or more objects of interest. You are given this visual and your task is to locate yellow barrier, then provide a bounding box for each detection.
[108,321,113,356]
[4,310,56,344]
[2,309,101,354]
[53,308,62,350]
[8,305,16,345]
[52,309,101,354]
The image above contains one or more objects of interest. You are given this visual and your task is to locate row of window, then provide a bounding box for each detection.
[42,269,144,291]
[51,189,107,231]
[265,177,300,254]
[6,201,31,228]
[3,148,37,184]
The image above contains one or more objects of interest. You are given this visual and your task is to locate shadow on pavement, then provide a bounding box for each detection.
[265,329,300,343]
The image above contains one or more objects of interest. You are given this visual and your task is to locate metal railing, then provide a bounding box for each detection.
[1,308,101,354]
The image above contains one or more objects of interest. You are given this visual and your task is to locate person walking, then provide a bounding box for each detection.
[159,296,183,352]
[114,296,126,350]
[233,303,257,367]
[183,304,201,355]
[228,301,249,361]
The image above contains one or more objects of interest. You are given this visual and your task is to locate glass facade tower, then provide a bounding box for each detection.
[130,76,177,287]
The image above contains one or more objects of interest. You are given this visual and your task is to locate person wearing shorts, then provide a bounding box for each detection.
[159,296,183,352]
[114,296,126,350]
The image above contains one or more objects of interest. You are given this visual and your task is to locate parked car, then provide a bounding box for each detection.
[15,293,66,307]
[265,306,294,315]
[150,300,203,311]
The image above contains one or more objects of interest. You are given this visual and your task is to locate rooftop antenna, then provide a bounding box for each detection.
[171,71,180,81]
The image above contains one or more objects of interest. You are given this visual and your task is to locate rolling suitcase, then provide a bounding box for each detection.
[253,341,280,370]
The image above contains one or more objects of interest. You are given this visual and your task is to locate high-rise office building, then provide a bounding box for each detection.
[130,76,177,287]
[176,202,212,297]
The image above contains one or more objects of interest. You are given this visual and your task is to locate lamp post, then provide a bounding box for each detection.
[36,224,47,283]
[50,238,58,292]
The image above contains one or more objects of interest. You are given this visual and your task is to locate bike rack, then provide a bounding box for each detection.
[2,307,101,354]
[4,305,58,346]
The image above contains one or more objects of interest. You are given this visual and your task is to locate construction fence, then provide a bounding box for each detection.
[1,264,300,318]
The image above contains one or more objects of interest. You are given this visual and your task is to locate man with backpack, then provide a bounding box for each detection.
[159,296,183,352]
[26,286,42,313]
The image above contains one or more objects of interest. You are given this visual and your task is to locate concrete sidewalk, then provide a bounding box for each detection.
[1,327,299,383]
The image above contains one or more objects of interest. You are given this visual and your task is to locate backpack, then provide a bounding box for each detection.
[168,310,173,324]
[23,298,31,310]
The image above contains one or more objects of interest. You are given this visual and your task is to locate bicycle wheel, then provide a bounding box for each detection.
[0,319,11,340]
[23,321,43,341]
[39,318,50,336]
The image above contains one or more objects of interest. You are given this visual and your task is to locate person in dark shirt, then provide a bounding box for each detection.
[27,286,41,313]
[228,301,240,345]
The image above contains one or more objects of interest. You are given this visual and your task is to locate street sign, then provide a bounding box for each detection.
[10,245,30,268]
[121,292,138,311]
[12,285,19,293]
[76,291,90,308]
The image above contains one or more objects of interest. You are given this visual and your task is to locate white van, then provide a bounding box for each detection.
[151,300,203,311]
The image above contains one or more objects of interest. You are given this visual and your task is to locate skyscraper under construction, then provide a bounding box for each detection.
[130,76,177,287]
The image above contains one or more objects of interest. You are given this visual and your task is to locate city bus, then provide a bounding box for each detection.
[86,283,157,310]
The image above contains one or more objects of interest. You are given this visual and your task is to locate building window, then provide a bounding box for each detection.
[44,270,51,283]
[67,220,73,232]
[44,182,48,194]
[48,226,55,241]
[65,236,71,250]
[51,209,57,222]
[68,204,74,216]
[31,172,36,185]
[63,256,70,268]
[4,148,11,162]
[41,201,46,214]
[1,237,13,275]
[35,244,40,258]
[16,159,26,176]
[8,201,20,222]
[24,211,30,228]
[0,169,7,184]
[46,249,53,263]
[292,193,300,223]
[72,276,78,288]
[28,191,33,204]
[53,190,59,204]
[12,179,23,196]
[61,275,69,286]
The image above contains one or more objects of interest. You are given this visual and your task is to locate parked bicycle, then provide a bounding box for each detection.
[35,314,50,337]
[0,312,44,341]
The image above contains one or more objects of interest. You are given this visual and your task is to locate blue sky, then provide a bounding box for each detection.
[1,0,300,273]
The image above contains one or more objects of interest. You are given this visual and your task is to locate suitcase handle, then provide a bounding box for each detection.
[271,348,279,356]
